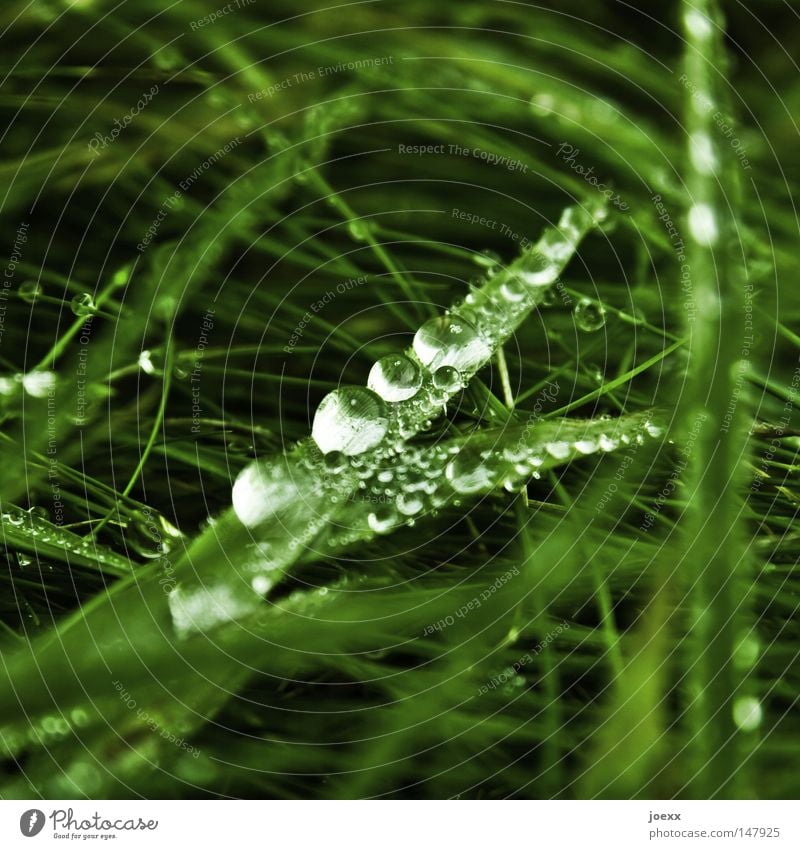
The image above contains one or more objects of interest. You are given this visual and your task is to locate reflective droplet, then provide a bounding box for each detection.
[432,365,462,392]
[232,456,313,528]
[312,386,388,456]
[347,220,372,242]
[733,632,760,671]
[546,441,570,460]
[644,420,665,438]
[598,433,620,452]
[688,202,718,246]
[732,696,762,733]
[413,314,490,373]
[18,281,43,304]
[323,450,347,473]
[138,349,162,375]
[70,293,95,317]
[574,298,606,332]
[518,251,559,287]
[368,506,396,534]
[368,354,422,402]
[500,276,528,302]
[445,445,498,494]
[22,371,56,398]
[397,492,424,517]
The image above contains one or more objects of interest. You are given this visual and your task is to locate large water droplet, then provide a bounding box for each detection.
[368,354,422,402]
[18,280,43,304]
[232,456,314,528]
[312,386,388,455]
[432,365,462,392]
[574,298,607,332]
[518,251,560,287]
[70,292,96,317]
[732,696,762,733]
[688,202,718,246]
[446,445,499,494]
[22,370,56,398]
[413,314,490,374]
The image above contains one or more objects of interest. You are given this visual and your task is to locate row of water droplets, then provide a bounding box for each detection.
[319,412,664,549]
[2,505,131,574]
[230,200,608,553]
[173,202,608,636]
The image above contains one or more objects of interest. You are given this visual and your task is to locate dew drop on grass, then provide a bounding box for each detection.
[138,349,162,375]
[396,492,425,517]
[312,386,388,455]
[517,251,560,287]
[598,433,620,452]
[367,505,397,534]
[413,314,490,373]
[347,219,372,242]
[732,696,762,733]
[18,280,43,304]
[446,445,499,493]
[546,441,570,460]
[323,450,347,473]
[70,293,95,317]
[21,370,56,398]
[500,276,528,302]
[232,456,314,528]
[688,202,718,246]
[368,354,422,402]
[574,298,606,332]
[432,365,462,392]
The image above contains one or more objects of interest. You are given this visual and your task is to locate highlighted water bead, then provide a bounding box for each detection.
[368,354,422,402]
[446,445,499,494]
[70,293,95,317]
[413,314,490,374]
[432,365,462,392]
[574,298,606,332]
[312,386,388,455]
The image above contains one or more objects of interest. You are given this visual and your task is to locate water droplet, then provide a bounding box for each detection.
[644,420,665,438]
[446,445,499,493]
[733,632,760,671]
[347,220,372,242]
[530,93,556,117]
[598,433,620,452]
[500,276,528,302]
[22,370,56,398]
[732,696,762,732]
[232,456,314,528]
[18,281,43,304]
[574,298,606,332]
[688,202,718,246]
[368,506,396,534]
[368,354,422,402]
[518,251,560,287]
[684,8,713,40]
[413,314,490,374]
[70,292,95,317]
[312,386,388,456]
[573,439,597,455]
[397,492,424,516]
[138,349,162,375]
[432,365,462,392]
[690,131,717,175]
[323,450,347,473]
[546,441,570,460]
